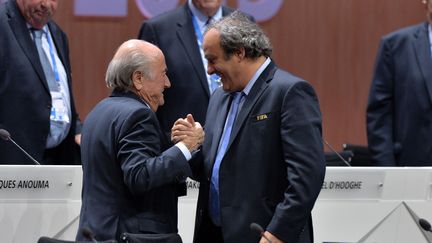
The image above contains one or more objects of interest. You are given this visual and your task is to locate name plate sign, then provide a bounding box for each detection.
[0,165,82,201]
[319,169,385,200]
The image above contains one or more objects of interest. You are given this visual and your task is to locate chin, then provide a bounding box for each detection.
[221,85,231,92]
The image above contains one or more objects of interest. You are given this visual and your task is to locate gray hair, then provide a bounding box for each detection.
[206,11,272,59]
[105,40,154,91]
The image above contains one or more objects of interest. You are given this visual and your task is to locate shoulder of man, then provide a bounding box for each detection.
[144,4,189,26]
[382,22,427,42]
[270,67,315,94]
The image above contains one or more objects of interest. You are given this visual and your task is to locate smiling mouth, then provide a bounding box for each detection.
[35,10,49,17]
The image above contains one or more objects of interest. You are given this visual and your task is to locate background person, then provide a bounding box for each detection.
[367,0,432,166]
[0,0,82,165]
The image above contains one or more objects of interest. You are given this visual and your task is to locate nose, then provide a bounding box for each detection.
[207,64,215,75]
[165,77,171,88]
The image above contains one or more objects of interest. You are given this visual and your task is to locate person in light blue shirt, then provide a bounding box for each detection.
[173,12,325,243]
[0,0,82,165]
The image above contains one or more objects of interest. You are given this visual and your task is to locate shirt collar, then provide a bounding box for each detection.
[27,24,49,39]
[242,57,271,96]
[188,0,223,28]
[27,23,48,32]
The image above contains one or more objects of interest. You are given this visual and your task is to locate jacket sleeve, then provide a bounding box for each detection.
[267,81,326,242]
[117,108,192,195]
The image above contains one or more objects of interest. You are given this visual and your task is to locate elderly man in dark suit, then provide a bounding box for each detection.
[76,39,204,242]
[0,0,81,165]
[173,12,326,243]
[367,0,432,166]
[138,0,235,140]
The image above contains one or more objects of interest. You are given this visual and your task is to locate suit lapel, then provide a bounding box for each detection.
[228,62,277,147]
[413,22,432,104]
[6,0,50,93]
[208,92,231,165]
[176,5,210,97]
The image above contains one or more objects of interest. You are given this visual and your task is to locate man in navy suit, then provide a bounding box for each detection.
[173,12,326,243]
[367,0,432,166]
[77,40,204,242]
[0,0,81,164]
[138,0,234,140]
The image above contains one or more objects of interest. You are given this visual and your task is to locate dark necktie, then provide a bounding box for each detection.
[205,16,213,26]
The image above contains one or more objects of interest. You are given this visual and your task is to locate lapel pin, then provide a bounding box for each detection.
[256,114,268,121]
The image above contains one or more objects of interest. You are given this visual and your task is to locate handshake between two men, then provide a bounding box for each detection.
[171,114,205,153]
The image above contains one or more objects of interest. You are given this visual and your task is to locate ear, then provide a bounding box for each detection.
[235,48,246,61]
[132,71,143,90]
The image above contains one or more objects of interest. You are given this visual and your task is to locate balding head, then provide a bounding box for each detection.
[113,40,162,64]
[105,39,163,91]
[106,39,170,111]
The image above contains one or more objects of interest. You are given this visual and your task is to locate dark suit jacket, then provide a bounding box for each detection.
[367,22,432,166]
[191,61,326,243]
[77,90,192,242]
[0,0,81,164]
[138,4,234,138]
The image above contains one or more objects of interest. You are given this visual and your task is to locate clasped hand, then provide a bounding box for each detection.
[171,114,204,152]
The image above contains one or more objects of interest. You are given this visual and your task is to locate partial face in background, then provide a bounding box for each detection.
[192,0,222,16]
[203,29,243,92]
[137,51,171,111]
[16,0,57,29]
